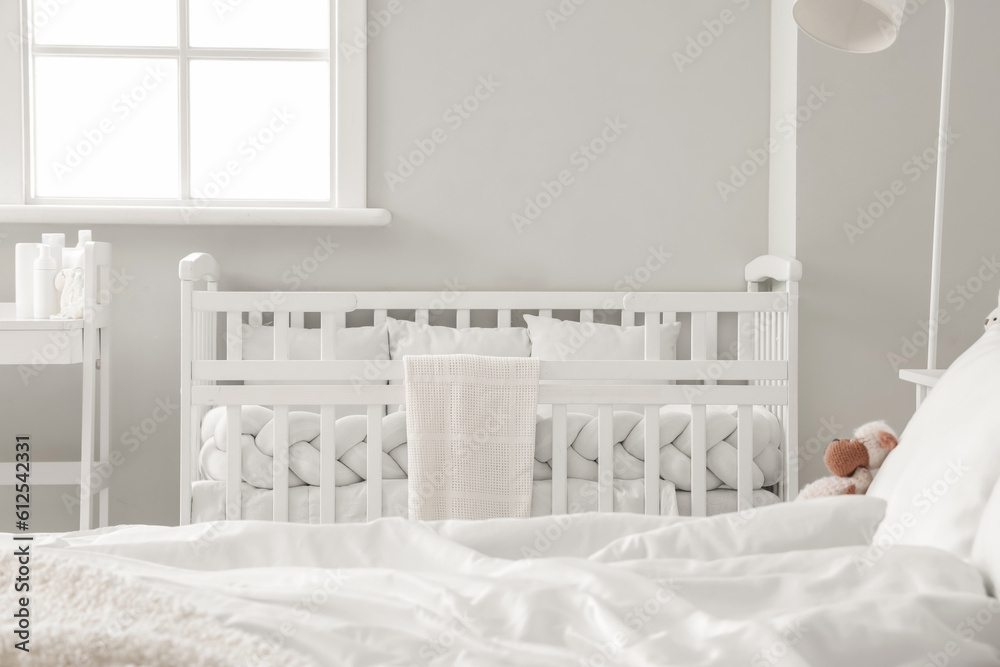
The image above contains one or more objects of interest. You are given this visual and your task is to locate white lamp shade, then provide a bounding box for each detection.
[792,0,907,53]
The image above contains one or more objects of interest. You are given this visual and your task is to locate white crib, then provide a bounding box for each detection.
[178,253,801,525]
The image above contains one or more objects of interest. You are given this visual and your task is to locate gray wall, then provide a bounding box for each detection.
[1,0,771,530]
[5,1,995,529]
[797,0,1000,485]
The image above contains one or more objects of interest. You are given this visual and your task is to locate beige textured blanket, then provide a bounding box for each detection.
[405,354,540,520]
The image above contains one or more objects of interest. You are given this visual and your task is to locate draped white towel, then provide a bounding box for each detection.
[405,354,540,520]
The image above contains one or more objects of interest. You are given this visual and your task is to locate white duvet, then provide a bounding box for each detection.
[7,497,1000,666]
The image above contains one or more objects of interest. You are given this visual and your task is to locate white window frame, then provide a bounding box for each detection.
[0,0,389,226]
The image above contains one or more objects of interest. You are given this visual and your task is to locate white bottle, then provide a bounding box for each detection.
[41,233,65,271]
[63,230,93,270]
[33,245,58,319]
[15,243,41,319]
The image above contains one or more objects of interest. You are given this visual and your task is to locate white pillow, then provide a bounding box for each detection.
[523,314,681,361]
[972,480,1000,594]
[387,318,531,359]
[240,324,389,415]
[242,324,388,363]
[524,315,682,416]
[868,328,1000,560]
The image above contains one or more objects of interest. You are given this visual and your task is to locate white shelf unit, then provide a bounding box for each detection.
[0,242,112,531]
[899,368,947,409]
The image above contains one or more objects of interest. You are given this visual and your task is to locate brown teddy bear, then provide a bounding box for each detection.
[797,421,898,500]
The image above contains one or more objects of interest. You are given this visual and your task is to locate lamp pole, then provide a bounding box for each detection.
[926,0,955,375]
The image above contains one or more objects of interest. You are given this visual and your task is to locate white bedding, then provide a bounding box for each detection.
[8,497,1000,666]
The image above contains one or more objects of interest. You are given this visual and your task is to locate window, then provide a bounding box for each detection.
[0,0,388,225]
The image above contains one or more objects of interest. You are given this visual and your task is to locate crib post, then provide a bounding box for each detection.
[178,253,221,526]
[745,255,803,503]
[180,279,193,526]
[784,280,800,501]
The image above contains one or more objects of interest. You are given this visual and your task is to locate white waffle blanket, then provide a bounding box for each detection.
[404,354,540,520]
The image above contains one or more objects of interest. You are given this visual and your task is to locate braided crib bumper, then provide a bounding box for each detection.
[198,405,784,493]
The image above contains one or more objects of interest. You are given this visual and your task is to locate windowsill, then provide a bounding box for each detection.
[0,205,391,227]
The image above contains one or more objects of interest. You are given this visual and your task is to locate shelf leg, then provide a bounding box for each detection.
[98,328,110,528]
[79,327,97,532]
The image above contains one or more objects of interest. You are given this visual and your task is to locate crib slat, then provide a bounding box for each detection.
[770,312,777,361]
[661,312,677,325]
[621,310,635,327]
[274,312,289,361]
[644,312,661,360]
[249,310,263,328]
[738,311,753,361]
[778,309,785,367]
[552,404,568,515]
[643,405,659,516]
[374,309,387,325]
[227,312,242,361]
[367,405,383,520]
[691,312,706,360]
[539,309,553,319]
[319,308,339,523]
[456,309,471,329]
[737,405,754,512]
[497,309,512,328]
[226,405,241,520]
[273,405,290,522]
[320,405,337,523]
[753,312,761,364]
[415,309,429,326]
[706,312,718,361]
[690,405,708,517]
[321,312,337,360]
[580,309,594,323]
[598,404,613,513]
[290,312,305,328]
[768,311,777,413]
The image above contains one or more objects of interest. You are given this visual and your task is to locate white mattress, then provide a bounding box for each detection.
[190,478,780,522]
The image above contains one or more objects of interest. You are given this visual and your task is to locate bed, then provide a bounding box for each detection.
[178,253,802,525]
[4,274,1000,665]
[4,497,1000,666]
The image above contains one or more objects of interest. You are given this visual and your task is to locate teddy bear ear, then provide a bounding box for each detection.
[825,439,869,477]
[878,431,898,450]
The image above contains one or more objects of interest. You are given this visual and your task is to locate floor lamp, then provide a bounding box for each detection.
[792,0,955,406]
